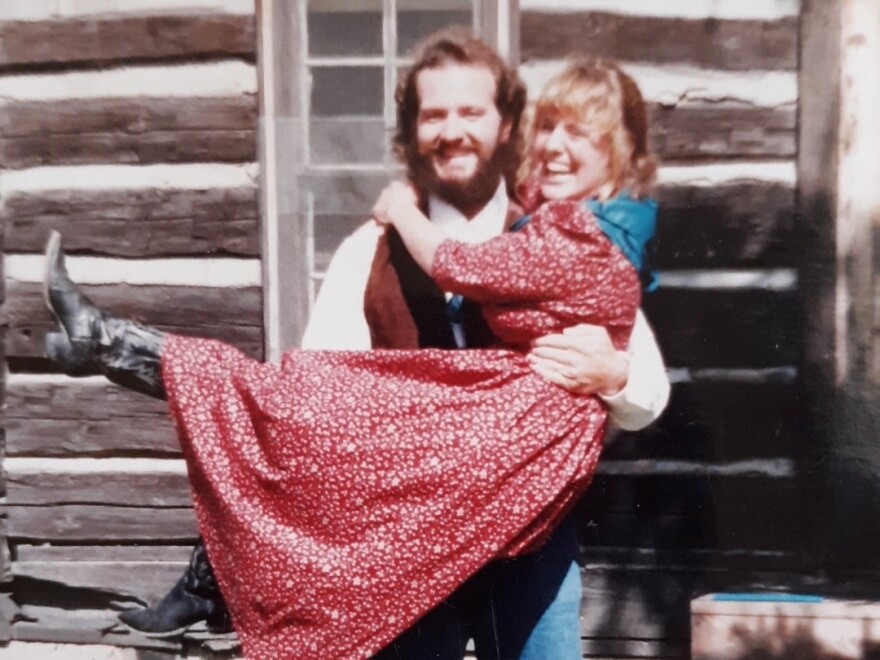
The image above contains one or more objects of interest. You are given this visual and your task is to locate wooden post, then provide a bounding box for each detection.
[257,0,310,361]
[800,0,880,571]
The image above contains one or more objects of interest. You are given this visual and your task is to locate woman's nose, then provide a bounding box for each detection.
[543,124,567,152]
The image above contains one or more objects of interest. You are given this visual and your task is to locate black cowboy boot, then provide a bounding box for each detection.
[43,230,166,400]
[118,539,232,637]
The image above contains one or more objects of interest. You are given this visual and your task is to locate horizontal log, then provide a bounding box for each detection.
[2,185,260,257]
[0,96,257,169]
[522,61,797,108]
[2,281,263,360]
[10,604,234,651]
[13,560,187,605]
[648,104,795,160]
[5,417,180,458]
[654,181,795,269]
[605,377,804,462]
[5,375,179,457]
[5,373,803,464]
[521,12,797,71]
[16,544,193,562]
[7,462,191,507]
[644,288,800,368]
[0,96,257,137]
[0,14,256,69]
[7,505,198,542]
[3,168,794,267]
[308,175,796,272]
[1,129,256,169]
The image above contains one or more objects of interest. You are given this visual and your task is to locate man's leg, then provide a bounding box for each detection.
[372,597,469,660]
[470,515,582,660]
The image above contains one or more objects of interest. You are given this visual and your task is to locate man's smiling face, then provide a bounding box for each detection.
[413,63,512,213]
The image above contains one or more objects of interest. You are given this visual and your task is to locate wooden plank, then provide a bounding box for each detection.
[606,376,803,462]
[1,129,256,170]
[648,103,795,160]
[5,417,180,458]
[0,96,257,137]
[521,12,798,71]
[2,281,263,361]
[5,374,803,463]
[307,175,796,272]
[13,561,187,605]
[6,464,192,507]
[5,375,178,457]
[17,544,193,562]
[2,186,260,257]
[654,181,795,269]
[0,14,256,69]
[0,96,258,169]
[7,505,198,542]
[10,604,236,651]
[644,288,800,368]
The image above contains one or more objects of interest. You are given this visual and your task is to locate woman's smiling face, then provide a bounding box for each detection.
[532,110,612,202]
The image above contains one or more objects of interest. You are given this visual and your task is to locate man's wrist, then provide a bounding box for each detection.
[598,351,630,398]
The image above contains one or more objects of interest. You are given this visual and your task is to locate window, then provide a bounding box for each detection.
[257,0,516,357]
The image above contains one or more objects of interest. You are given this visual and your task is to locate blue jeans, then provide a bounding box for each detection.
[373,515,582,660]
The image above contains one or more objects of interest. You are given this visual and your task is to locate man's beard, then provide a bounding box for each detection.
[408,143,512,211]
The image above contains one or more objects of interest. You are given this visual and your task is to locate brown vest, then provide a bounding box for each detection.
[363,200,525,349]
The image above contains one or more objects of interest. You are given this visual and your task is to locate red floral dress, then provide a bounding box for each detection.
[161,198,641,659]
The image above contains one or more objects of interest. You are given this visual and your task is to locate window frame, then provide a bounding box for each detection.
[256,0,518,360]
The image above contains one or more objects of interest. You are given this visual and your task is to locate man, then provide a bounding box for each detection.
[121,29,669,658]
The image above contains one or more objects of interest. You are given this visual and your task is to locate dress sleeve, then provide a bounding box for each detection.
[431,200,617,304]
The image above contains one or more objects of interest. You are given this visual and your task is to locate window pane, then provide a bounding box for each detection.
[310,66,383,117]
[397,0,473,56]
[308,0,383,57]
[310,117,385,164]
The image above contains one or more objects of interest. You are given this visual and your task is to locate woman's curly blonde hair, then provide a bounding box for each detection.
[520,58,658,201]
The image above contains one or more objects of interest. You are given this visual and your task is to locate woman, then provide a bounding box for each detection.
[44,58,657,659]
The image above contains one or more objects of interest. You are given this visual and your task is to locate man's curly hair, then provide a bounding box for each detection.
[393,28,527,193]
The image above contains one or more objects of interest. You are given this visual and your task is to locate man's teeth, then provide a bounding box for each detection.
[544,164,571,174]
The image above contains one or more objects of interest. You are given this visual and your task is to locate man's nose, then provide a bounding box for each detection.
[440,113,465,141]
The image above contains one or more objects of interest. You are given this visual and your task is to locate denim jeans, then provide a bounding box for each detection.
[373,515,582,660]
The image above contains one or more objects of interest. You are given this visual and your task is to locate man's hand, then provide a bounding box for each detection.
[372,181,420,227]
[527,324,629,396]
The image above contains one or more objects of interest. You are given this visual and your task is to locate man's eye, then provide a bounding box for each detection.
[462,108,484,118]
[421,113,444,122]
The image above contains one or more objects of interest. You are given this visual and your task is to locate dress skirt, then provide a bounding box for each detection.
[161,198,642,659]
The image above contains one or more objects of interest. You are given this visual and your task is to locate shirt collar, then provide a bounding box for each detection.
[427,179,509,244]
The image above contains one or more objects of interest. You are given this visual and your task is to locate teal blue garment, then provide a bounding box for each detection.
[509,192,659,293]
[584,192,659,293]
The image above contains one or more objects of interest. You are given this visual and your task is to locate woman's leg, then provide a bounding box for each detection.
[43,231,166,399]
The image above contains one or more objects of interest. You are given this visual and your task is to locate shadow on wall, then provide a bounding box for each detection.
[721,623,879,660]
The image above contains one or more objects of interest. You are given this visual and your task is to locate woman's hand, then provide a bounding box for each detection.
[372,181,421,227]
[527,324,629,396]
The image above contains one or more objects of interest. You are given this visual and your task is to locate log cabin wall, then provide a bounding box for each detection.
[517,0,805,657]
[0,0,258,653]
[0,0,815,657]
